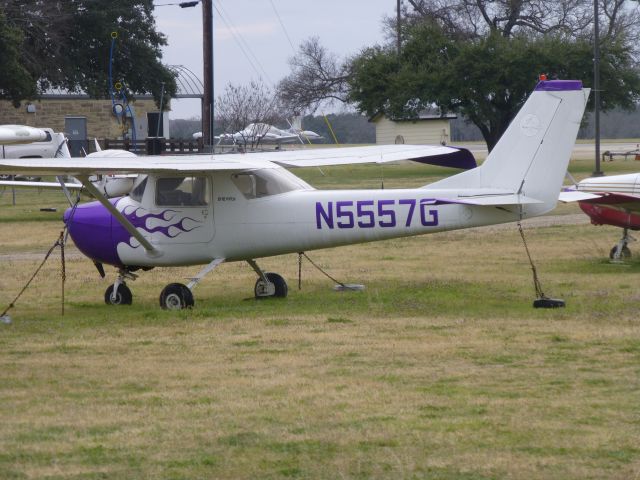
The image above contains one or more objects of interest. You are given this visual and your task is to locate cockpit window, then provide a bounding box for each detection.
[35,131,52,143]
[156,176,209,206]
[231,168,309,199]
[129,175,148,202]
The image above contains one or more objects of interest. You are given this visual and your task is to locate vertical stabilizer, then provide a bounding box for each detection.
[426,80,589,215]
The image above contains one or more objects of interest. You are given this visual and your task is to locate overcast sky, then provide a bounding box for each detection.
[153,0,396,118]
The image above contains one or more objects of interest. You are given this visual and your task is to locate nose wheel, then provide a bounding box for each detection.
[105,268,137,305]
[104,283,132,305]
[609,228,634,261]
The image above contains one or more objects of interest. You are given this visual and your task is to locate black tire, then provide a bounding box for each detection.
[254,272,288,299]
[104,283,133,305]
[609,245,631,259]
[159,283,194,310]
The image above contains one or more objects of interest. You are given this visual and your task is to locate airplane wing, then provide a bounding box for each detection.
[0,125,48,144]
[0,145,476,176]
[259,145,476,170]
[0,155,269,176]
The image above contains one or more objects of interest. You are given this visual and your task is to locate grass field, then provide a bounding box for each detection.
[0,157,639,479]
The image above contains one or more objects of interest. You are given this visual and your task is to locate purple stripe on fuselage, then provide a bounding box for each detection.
[535,80,583,91]
[412,147,477,170]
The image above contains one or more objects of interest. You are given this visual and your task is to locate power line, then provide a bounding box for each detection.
[214,1,272,84]
[268,0,296,53]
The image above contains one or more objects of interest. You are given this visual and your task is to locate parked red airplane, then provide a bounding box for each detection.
[560,173,640,259]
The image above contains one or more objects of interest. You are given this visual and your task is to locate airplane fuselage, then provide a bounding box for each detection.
[576,173,640,229]
[65,169,522,268]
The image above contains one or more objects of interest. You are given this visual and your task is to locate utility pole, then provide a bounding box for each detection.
[593,0,602,176]
[396,0,401,55]
[202,0,214,150]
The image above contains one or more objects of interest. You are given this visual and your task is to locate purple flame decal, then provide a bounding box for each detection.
[120,206,202,243]
[64,198,205,267]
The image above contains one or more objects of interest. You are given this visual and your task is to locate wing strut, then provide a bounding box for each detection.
[76,175,161,257]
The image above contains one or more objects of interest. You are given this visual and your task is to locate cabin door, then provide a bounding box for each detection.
[149,175,215,247]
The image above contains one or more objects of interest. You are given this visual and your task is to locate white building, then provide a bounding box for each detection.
[370,112,457,146]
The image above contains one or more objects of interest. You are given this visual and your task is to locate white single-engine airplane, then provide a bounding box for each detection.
[213,123,322,146]
[0,80,588,310]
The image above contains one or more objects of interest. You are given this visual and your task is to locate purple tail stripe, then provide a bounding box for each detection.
[535,80,583,92]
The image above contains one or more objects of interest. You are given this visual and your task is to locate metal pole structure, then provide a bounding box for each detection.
[593,0,602,176]
[397,0,401,55]
[156,81,165,138]
[202,0,214,151]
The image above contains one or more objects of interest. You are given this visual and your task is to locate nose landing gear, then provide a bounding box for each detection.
[610,228,634,261]
[104,268,137,305]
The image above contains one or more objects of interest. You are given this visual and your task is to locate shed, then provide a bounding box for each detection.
[370,112,457,146]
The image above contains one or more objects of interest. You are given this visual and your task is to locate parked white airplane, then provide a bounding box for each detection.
[213,123,322,145]
[0,135,136,198]
[0,80,588,310]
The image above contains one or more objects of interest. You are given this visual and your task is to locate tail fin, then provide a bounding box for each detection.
[427,80,589,215]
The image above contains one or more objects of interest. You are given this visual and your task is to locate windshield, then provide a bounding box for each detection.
[129,175,147,202]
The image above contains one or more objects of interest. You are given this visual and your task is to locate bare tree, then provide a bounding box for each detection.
[215,80,284,149]
[277,37,351,114]
[398,0,639,45]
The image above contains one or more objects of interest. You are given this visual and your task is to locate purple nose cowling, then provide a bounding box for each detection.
[64,200,123,266]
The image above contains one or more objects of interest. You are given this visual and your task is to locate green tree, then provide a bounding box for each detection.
[349,22,640,150]
[0,0,176,106]
[0,10,36,105]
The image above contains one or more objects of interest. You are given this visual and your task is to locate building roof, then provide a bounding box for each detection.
[369,111,457,123]
[38,65,203,100]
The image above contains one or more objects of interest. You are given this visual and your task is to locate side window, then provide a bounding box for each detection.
[156,176,209,206]
[231,169,308,199]
[35,131,53,143]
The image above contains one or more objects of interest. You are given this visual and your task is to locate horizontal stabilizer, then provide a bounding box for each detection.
[448,194,543,206]
[568,190,640,208]
[558,190,603,202]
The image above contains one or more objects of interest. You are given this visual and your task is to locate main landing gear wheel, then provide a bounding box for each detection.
[159,283,194,310]
[254,272,288,299]
[609,245,631,260]
[104,283,133,305]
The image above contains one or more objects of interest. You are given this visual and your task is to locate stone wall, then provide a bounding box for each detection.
[0,97,160,139]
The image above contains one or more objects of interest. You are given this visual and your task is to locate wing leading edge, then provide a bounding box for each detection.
[0,145,476,177]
